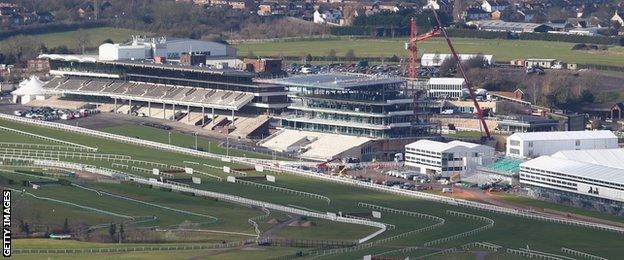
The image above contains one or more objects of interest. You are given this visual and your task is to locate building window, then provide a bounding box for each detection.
[510,140,520,146]
[575,140,581,146]
[509,148,520,155]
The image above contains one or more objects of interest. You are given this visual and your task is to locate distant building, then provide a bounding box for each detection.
[581,102,624,122]
[524,59,559,69]
[468,20,553,33]
[481,0,509,13]
[610,10,624,27]
[420,53,495,67]
[98,36,235,61]
[405,140,495,177]
[463,7,491,20]
[426,78,466,99]
[520,148,624,203]
[313,9,344,26]
[496,115,559,133]
[506,130,619,158]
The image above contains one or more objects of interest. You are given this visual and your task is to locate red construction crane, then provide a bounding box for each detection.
[406,17,441,79]
[428,9,492,139]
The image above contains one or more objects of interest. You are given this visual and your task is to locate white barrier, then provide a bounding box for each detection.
[12,158,387,244]
[0,124,97,151]
[561,247,608,260]
[234,178,331,204]
[2,114,623,235]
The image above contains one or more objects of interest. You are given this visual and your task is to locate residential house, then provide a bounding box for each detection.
[313,9,344,26]
[612,10,624,27]
[481,0,509,13]
[463,7,491,21]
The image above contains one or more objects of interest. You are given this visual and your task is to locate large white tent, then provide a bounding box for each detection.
[12,76,47,104]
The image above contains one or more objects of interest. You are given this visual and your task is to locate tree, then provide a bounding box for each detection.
[580,89,595,103]
[75,29,91,54]
[246,50,255,59]
[345,49,356,61]
[327,49,337,61]
[63,218,70,233]
[108,223,117,241]
[439,57,458,76]
[305,53,313,63]
[388,55,400,63]
[102,38,114,44]
[462,54,488,70]
[119,224,125,243]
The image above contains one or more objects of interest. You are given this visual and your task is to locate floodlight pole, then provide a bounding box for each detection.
[194,132,198,150]
[226,136,229,157]
[168,131,171,145]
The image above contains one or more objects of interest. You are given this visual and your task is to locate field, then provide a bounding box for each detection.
[1,117,623,260]
[235,37,624,66]
[0,27,146,50]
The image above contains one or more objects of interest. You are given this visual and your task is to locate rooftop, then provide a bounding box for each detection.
[428,78,466,85]
[551,149,624,170]
[265,73,405,90]
[406,139,491,153]
[521,155,624,185]
[509,130,617,141]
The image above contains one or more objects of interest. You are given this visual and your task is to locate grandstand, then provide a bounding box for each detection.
[259,129,372,161]
[43,77,255,111]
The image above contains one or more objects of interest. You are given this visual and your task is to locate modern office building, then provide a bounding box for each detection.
[405,139,495,177]
[426,78,466,99]
[496,115,559,133]
[520,149,624,203]
[262,73,437,160]
[506,130,618,158]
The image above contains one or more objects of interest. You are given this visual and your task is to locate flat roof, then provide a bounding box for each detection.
[99,60,253,77]
[428,78,466,85]
[521,156,624,185]
[509,130,617,141]
[406,139,492,153]
[551,149,624,170]
[265,73,405,90]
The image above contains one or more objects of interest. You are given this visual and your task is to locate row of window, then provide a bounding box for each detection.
[520,173,577,187]
[521,167,624,190]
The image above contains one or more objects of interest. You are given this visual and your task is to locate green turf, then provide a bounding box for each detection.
[0,27,147,51]
[492,192,624,224]
[101,124,285,160]
[235,37,624,66]
[2,117,624,259]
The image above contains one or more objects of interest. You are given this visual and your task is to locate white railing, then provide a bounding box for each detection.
[0,124,97,151]
[6,157,387,244]
[234,178,331,204]
[3,113,623,235]
[561,247,608,260]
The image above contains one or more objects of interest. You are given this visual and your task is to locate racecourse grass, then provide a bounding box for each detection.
[235,37,624,66]
[1,118,624,259]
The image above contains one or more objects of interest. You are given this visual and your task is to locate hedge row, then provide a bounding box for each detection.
[0,21,109,41]
[331,27,624,46]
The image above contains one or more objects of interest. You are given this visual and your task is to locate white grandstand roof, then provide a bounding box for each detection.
[521,156,624,185]
[509,130,617,141]
[421,53,494,62]
[427,78,466,85]
[406,139,490,153]
[551,149,624,170]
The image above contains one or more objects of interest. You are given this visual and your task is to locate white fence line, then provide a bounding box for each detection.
[0,124,97,151]
[3,114,623,235]
[561,247,608,260]
[0,147,129,160]
[423,211,494,247]
[10,158,387,244]
[234,178,331,204]
[0,142,92,152]
[507,248,576,260]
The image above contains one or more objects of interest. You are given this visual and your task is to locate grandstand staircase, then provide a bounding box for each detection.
[178,111,206,126]
[230,115,270,138]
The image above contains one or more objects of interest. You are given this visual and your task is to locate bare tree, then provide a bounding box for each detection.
[75,29,91,54]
